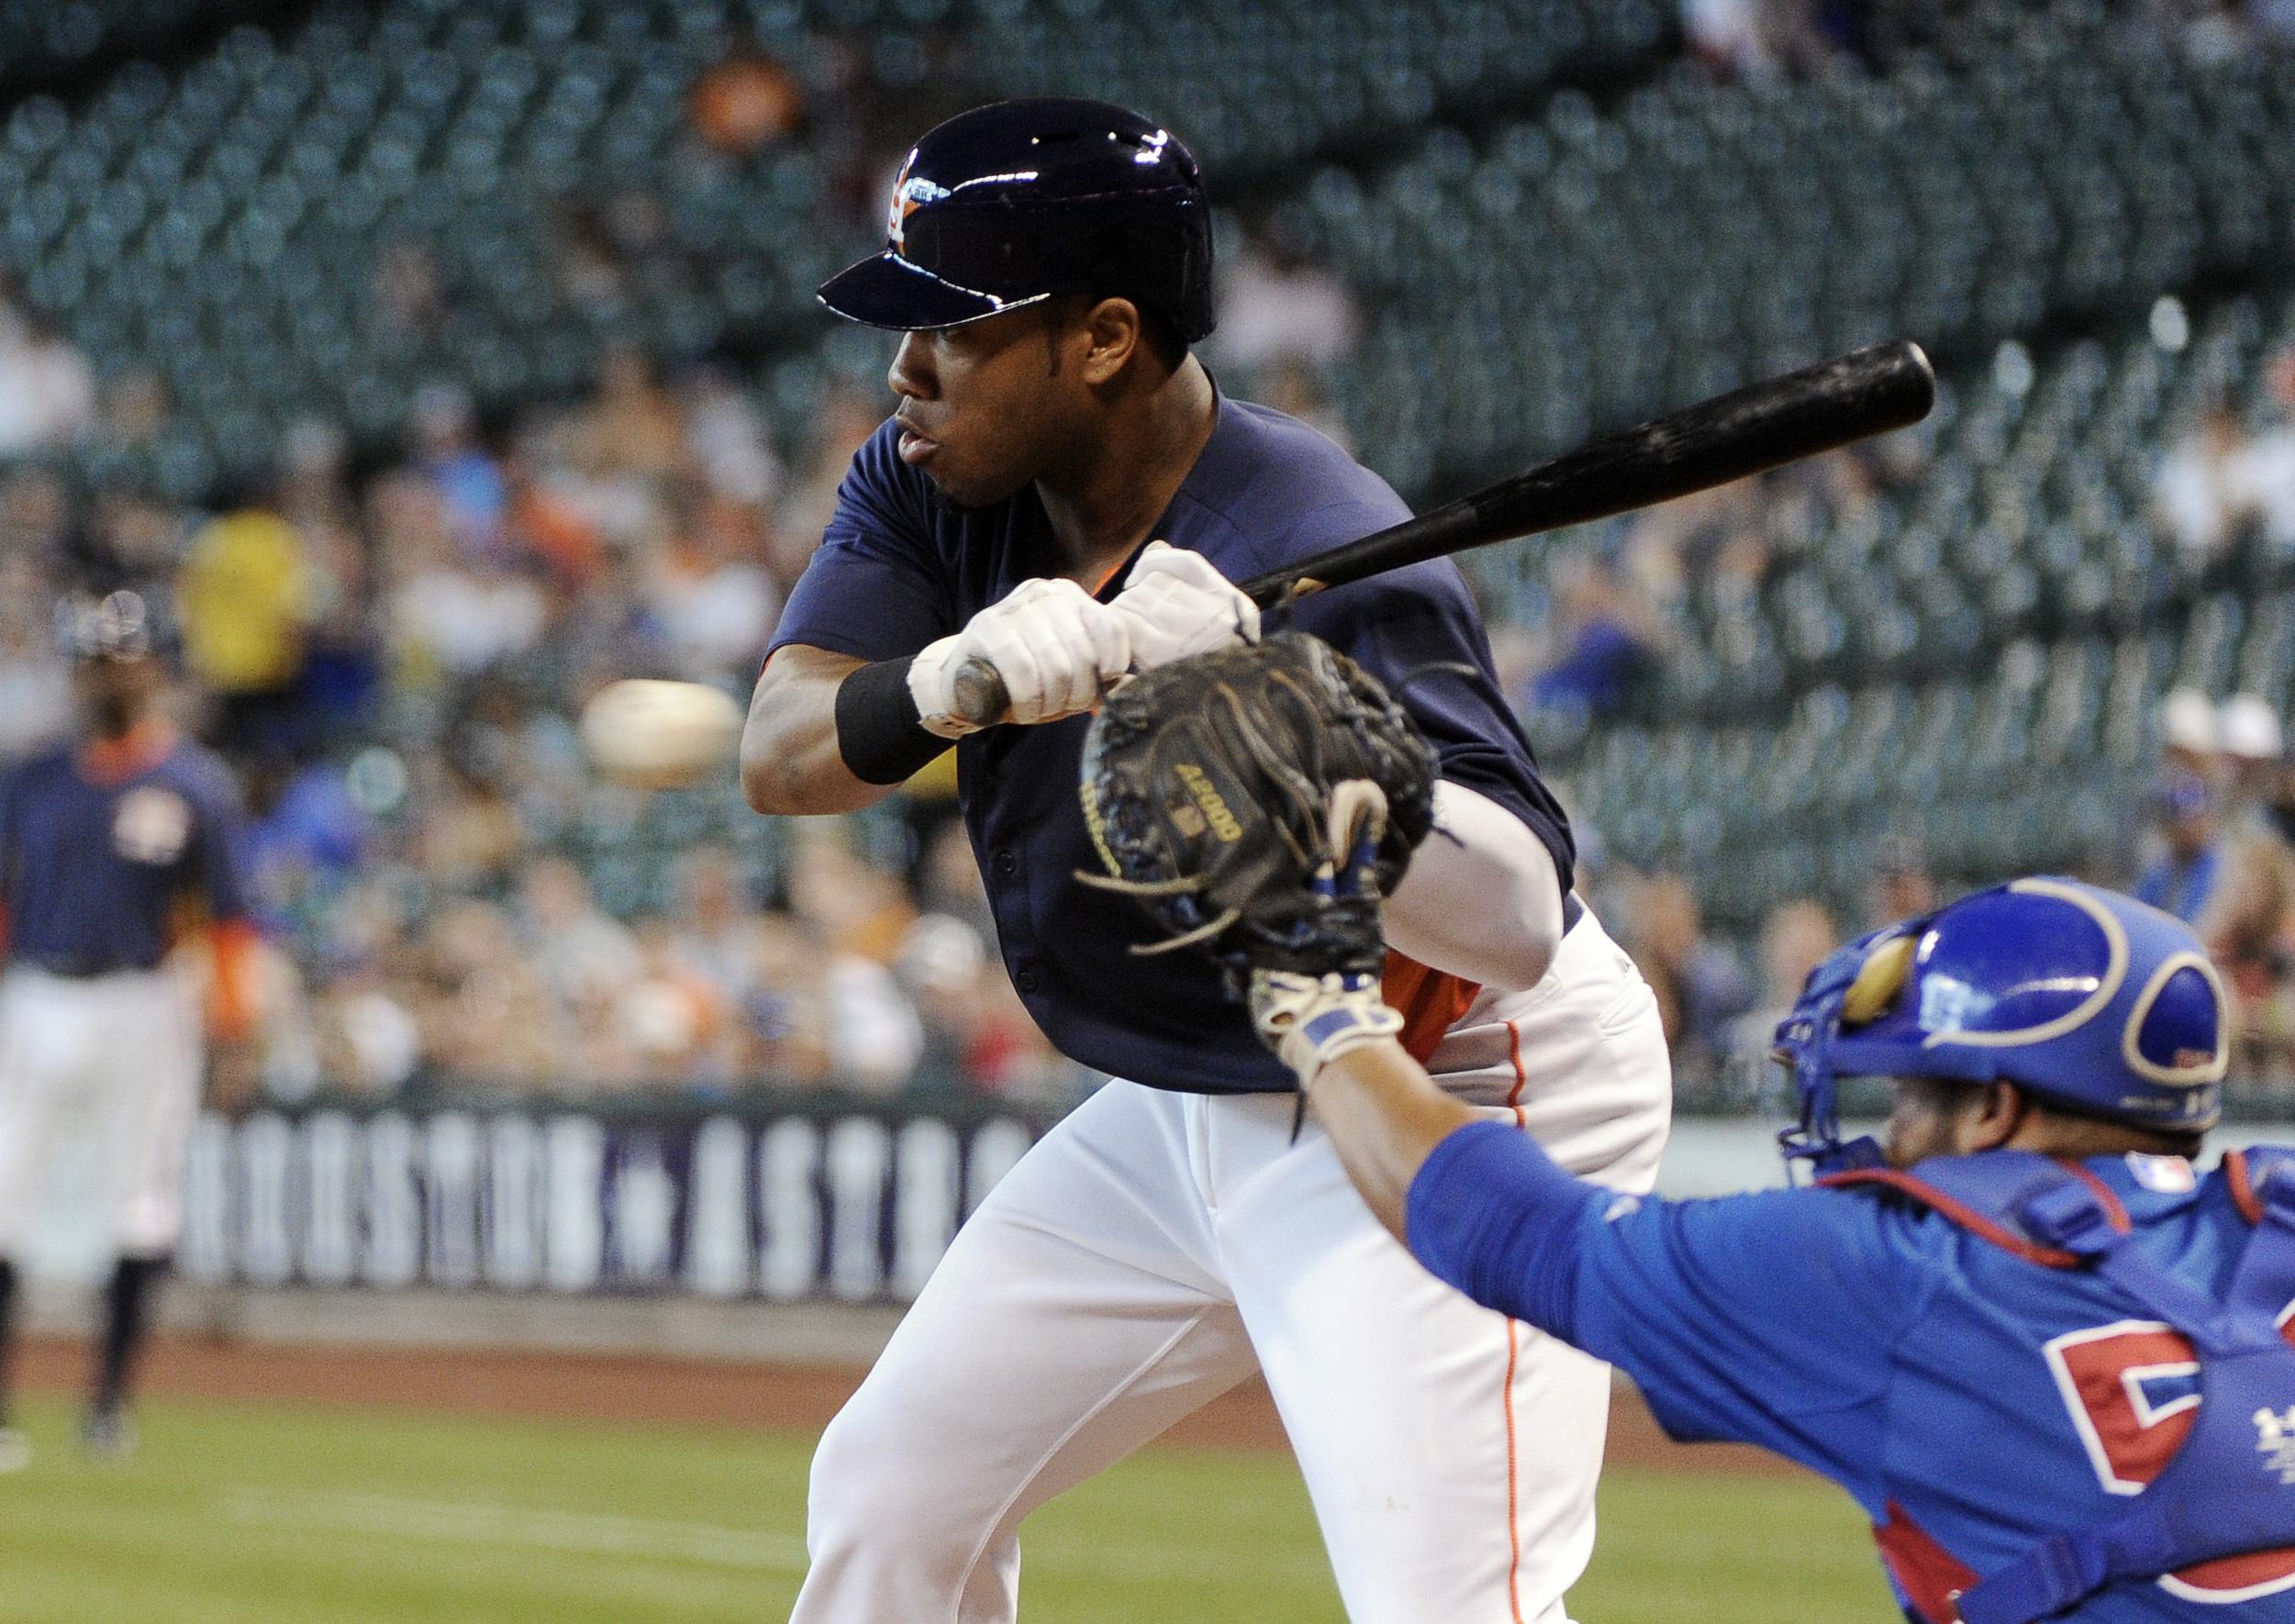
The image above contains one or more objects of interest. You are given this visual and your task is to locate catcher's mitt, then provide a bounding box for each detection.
[1076,632,1438,989]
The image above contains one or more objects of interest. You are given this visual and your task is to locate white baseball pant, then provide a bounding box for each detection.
[0,966,205,1259]
[793,909,1671,1623]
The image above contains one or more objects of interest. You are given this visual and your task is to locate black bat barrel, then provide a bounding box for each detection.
[951,339,1935,725]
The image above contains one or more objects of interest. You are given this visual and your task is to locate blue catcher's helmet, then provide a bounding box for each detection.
[1775,876,2228,1176]
[818,97,1216,343]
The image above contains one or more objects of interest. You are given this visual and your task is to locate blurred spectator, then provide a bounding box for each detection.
[680,365,782,506]
[0,297,93,453]
[649,487,779,685]
[411,383,508,558]
[310,958,423,1098]
[377,472,547,679]
[176,478,318,757]
[1257,360,1354,454]
[2221,693,2284,819]
[410,753,523,893]
[787,828,917,965]
[1627,870,1752,1082]
[1207,226,1360,378]
[240,751,371,939]
[2157,686,2221,778]
[1684,0,1860,79]
[95,366,172,448]
[373,239,448,337]
[611,918,735,1085]
[670,844,762,1005]
[1719,897,1838,1099]
[518,854,641,1009]
[2134,766,2226,923]
[1866,838,1939,931]
[419,899,570,1087]
[775,383,884,581]
[574,347,686,484]
[2234,346,2295,551]
[1529,556,1657,719]
[822,948,926,1094]
[688,53,804,154]
[0,552,71,759]
[2152,402,2249,562]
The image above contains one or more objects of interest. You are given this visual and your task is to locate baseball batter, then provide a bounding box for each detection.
[0,590,255,1468]
[741,98,1669,1621]
[1186,673,2294,1624]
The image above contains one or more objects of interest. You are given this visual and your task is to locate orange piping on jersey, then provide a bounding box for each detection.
[1087,554,1133,598]
[1382,951,1479,1068]
[1500,1018,1530,1125]
[1815,1168,2086,1269]
[2057,1159,2133,1232]
[1500,1317,1528,1624]
[2229,1149,2265,1226]
[1872,1501,1982,1624]
[77,719,178,786]
[206,918,260,1045]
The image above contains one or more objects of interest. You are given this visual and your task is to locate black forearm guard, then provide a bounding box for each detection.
[834,656,954,784]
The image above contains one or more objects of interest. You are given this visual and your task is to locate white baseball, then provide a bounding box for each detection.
[580,679,743,791]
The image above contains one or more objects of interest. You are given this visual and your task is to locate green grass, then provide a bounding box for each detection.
[0,1396,1896,1622]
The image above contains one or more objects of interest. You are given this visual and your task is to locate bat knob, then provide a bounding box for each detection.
[952,657,1010,729]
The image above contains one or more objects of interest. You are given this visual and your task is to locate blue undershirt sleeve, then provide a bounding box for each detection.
[1404,1119,1917,1504]
[1404,1120,1604,1339]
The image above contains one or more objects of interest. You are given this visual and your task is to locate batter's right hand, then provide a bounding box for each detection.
[909,577,1131,735]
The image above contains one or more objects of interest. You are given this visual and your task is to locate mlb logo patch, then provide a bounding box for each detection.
[2125,1153,2196,1195]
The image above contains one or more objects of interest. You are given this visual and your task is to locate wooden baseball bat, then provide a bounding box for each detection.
[950,338,1935,727]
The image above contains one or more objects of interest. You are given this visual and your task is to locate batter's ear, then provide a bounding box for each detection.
[1078,297,1144,385]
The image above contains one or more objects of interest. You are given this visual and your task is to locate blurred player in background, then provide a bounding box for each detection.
[745,97,1669,1623]
[1247,824,2295,1619]
[0,590,256,1469]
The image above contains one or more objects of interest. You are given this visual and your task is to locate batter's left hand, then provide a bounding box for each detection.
[1110,541,1259,670]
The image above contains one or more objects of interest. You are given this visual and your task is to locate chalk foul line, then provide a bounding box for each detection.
[219,1487,1331,1587]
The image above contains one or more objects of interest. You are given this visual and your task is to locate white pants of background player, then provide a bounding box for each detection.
[793,909,1670,1624]
[0,968,204,1259]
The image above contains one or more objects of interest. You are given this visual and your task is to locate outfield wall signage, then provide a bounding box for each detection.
[176,1102,1053,1302]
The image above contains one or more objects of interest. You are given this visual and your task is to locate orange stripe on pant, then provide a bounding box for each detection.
[1501,1015,1531,1623]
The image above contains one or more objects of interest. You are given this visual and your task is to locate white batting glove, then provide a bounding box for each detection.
[1249,969,1406,1092]
[908,577,1132,736]
[1109,541,1260,671]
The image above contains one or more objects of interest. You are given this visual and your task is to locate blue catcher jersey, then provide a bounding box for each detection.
[1441,1140,2295,1622]
[0,729,251,971]
[770,392,1570,1094]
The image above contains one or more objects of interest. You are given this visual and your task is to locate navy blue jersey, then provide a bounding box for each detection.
[0,730,251,972]
[1412,1128,2295,1620]
[771,395,1569,1093]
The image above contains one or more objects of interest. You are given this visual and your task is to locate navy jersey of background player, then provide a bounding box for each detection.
[0,735,248,971]
[770,392,1572,1092]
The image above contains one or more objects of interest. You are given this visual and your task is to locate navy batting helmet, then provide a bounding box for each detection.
[1776,876,2228,1175]
[818,97,1216,343]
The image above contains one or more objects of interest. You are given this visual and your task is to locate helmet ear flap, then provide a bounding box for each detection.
[1841,935,1917,1028]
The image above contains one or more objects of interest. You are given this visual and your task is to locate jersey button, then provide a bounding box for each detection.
[1015,968,1041,995]
[994,850,1018,876]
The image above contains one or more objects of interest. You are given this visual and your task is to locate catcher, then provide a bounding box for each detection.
[1086,634,2295,1624]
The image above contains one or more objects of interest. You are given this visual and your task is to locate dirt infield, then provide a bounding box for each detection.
[20,1332,1793,1477]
